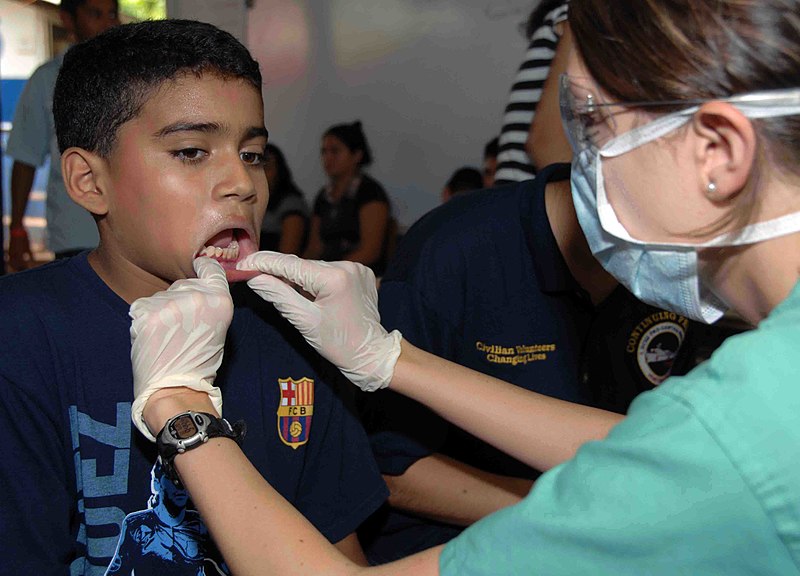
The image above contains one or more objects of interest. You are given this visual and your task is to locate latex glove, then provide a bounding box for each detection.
[237,252,402,391]
[129,257,233,441]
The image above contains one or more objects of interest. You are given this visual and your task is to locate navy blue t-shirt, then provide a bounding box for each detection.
[0,253,387,575]
[359,163,694,563]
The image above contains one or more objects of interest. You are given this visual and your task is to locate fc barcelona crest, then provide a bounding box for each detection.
[277,377,314,449]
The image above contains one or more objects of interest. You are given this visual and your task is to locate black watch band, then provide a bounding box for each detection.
[156,411,246,486]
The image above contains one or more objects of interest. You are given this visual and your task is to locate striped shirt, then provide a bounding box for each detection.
[494,3,569,184]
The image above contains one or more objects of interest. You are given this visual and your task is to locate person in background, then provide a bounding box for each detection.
[494,0,570,184]
[6,0,119,271]
[259,143,308,254]
[132,0,800,573]
[357,162,696,564]
[441,166,484,203]
[303,121,392,275]
[481,137,498,188]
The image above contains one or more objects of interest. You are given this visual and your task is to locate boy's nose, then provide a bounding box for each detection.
[215,160,258,202]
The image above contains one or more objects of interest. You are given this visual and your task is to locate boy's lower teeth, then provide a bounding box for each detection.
[199,241,239,261]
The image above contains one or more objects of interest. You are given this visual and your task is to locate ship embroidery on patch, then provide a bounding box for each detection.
[277,377,314,449]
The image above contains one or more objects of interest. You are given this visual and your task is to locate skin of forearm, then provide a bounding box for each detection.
[144,388,368,574]
[385,454,532,527]
[141,384,446,574]
[391,341,624,472]
[10,162,36,226]
[176,440,443,576]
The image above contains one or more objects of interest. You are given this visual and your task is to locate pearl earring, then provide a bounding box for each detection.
[707,181,717,193]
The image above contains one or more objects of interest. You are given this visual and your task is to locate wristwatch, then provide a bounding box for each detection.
[157,411,246,486]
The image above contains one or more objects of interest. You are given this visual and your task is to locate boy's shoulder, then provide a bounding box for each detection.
[0,254,125,335]
[0,257,77,306]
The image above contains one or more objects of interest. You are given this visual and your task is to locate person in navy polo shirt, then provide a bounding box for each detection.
[357,162,697,563]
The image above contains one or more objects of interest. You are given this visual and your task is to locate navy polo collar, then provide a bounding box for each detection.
[521,163,585,296]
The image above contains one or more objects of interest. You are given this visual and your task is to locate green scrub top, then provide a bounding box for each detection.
[441,280,800,575]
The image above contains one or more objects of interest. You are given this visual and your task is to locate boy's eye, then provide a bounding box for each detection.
[172,148,207,164]
[241,151,266,166]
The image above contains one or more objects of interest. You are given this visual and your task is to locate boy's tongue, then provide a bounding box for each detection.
[206,229,235,248]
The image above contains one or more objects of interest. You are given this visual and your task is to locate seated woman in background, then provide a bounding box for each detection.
[259,144,309,254]
[304,121,392,274]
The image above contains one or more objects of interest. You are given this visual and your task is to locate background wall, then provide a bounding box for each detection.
[245,0,533,229]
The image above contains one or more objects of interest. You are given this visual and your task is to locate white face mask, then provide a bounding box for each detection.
[563,82,800,323]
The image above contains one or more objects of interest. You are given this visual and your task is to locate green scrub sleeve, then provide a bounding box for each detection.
[440,384,795,576]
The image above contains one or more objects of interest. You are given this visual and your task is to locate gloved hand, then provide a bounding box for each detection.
[236,252,402,391]
[129,257,233,441]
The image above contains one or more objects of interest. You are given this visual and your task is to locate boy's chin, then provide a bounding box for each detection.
[225,269,261,283]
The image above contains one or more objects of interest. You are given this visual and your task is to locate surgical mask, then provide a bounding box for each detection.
[561,77,800,323]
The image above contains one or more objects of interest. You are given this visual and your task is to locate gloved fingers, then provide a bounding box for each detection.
[238,252,330,296]
[247,273,318,316]
[167,257,230,297]
[192,256,229,290]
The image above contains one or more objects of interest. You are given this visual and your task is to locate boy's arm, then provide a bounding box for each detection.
[335,533,369,565]
[370,279,530,526]
[385,454,531,526]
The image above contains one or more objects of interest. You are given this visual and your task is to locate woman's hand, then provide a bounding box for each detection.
[237,252,402,391]
[129,257,233,441]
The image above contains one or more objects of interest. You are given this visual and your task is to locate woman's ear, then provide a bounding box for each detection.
[61,147,110,216]
[692,101,756,202]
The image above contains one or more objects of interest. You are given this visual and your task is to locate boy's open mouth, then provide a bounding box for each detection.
[198,229,242,262]
[195,228,260,282]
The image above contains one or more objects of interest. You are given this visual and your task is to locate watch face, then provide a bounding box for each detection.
[172,415,199,440]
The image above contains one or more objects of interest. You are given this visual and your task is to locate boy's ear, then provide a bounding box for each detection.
[61,148,110,216]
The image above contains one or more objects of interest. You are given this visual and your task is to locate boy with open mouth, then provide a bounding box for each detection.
[0,19,386,575]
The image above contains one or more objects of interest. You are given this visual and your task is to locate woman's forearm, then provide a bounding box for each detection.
[391,340,624,472]
[145,390,442,576]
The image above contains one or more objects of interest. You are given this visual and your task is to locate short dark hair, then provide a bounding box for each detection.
[324,121,373,167]
[59,0,119,17]
[446,167,484,195]
[483,136,499,160]
[53,19,262,156]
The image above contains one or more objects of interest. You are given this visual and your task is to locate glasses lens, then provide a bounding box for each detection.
[559,74,586,153]
[560,75,622,154]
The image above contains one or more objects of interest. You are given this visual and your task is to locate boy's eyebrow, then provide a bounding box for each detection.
[153,122,269,141]
[153,122,223,138]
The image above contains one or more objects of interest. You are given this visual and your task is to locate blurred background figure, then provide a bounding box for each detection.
[441,166,483,203]
[482,136,499,188]
[6,0,120,271]
[304,120,393,275]
[259,143,308,254]
[494,0,570,184]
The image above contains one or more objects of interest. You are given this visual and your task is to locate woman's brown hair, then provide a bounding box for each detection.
[570,0,800,227]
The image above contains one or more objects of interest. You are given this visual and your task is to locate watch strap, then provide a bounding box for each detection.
[157,411,246,486]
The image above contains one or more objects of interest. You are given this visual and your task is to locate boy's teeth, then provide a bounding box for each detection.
[199,240,239,261]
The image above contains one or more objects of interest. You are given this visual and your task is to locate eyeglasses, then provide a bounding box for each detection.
[560,74,800,155]
[558,74,712,154]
